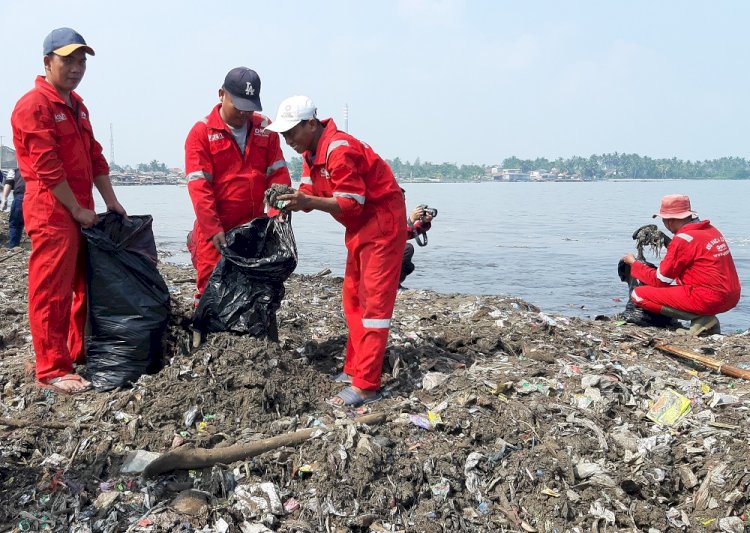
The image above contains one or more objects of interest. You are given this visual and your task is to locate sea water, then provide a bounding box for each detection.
[100,180,750,332]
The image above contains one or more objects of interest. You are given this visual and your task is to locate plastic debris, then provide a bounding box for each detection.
[120,450,161,474]
[646,388,692,425]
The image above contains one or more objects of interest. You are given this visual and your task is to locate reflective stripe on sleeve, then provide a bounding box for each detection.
[187,171,212,182]
[656,268,674,284]
[676,233,693,242]
[300,176,312,185]
[266,159,287,176]
[326,139,350,161]
[333,191,365,205]
[362,318,391,329]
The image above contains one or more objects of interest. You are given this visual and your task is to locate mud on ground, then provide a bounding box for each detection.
[0,239,749,532]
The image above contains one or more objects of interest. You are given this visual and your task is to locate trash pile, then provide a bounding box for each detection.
[1,244,749,532]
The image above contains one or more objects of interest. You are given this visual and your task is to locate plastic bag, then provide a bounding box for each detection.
[193,216,297,335]
[617,259,677,328]
[83,213,170,390]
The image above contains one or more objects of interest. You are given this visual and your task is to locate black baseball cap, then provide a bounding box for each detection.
[223,67,262,112]
[43,27,95,56]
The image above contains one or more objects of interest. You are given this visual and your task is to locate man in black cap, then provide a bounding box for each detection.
[185,67,291,302]
[11,28,127,394]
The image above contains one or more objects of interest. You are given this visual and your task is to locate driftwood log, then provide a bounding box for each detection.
[143,412,387,478]
[653,340,750,380]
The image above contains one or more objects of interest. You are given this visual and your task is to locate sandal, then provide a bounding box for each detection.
[37,374,93,395]
[332,372,353,384]
[327,386,382,408]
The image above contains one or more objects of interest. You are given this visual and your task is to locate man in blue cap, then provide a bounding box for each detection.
[11,28,127,394]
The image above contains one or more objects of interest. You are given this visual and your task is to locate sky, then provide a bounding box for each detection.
[1,0,749,170]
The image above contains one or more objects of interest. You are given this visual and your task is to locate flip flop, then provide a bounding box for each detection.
[332,372,353,384]
[37,374,93,395]
[327,386,382,408]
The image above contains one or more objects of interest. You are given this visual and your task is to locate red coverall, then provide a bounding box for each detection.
[630,220,741,315]
[299,119,406,391]
[11,76,108,382]
[185,105,290,297]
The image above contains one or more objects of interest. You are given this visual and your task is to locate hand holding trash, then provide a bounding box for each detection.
[276,189,309,212]
[0,199,6,211]
[211,230,227,252]
[621,252,636,265]
[72,205,99,229]
[264,184,296,211]
[105,199,129,220]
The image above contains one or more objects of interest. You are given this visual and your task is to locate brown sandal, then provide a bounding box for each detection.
[37,374,93,395]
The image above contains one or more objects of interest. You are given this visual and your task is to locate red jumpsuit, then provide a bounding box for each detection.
[300,119,406,391]
[11,76,108,382]
[630,219,741,315]
[185,105,290,297]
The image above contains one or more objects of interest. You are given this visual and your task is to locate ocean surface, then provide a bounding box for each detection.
[98,181,750,332]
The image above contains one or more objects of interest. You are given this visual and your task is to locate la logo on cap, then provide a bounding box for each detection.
[245,82,254,96]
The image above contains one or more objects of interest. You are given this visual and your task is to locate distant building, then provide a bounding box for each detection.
[492,168,530,181]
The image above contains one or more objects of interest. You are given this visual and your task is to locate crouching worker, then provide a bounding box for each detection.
[266,95,406,407]
[621,194,741,336]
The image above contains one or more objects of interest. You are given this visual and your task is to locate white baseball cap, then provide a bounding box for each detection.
[265,95,317,133]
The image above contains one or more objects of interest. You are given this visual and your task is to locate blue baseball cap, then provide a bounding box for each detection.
[43,27,95,56]
[223,67,262,112]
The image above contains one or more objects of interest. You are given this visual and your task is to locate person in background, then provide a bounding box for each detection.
[400,203,434,288]
[11,28,127,393]
[185,67,290,302]
[266,95,406,407]
[1,168,26,248]
[621,194,741,335]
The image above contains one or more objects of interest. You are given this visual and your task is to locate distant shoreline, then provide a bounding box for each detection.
[109,177,750,186]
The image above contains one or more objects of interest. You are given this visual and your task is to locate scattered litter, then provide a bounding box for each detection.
[0,250,748,531]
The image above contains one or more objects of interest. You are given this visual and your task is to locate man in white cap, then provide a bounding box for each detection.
[11,28,127,393]
[266,95,406,407]
[621,194,741,335]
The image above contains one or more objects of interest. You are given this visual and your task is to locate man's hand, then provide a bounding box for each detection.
[72,206,99,228]
[0,199,6,212]
[409,206,423,223]
[106,200,128,219]
[621,253,637,265]
[277,190,310,212]
[211,231,227,252]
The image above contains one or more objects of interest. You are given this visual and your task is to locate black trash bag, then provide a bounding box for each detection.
[83,213,170,391]
[617,259,675,327]
[193,216,297,336]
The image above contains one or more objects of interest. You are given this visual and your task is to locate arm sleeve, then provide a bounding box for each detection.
[631,239,689,287]
[406,219,431,240]
[650,236,692,285]
[185,124,223,240]
[90,135,109,177]
[297,158,315,212]
[13,100,67,187]
[327,148,366,220]
[265,133,291,187]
